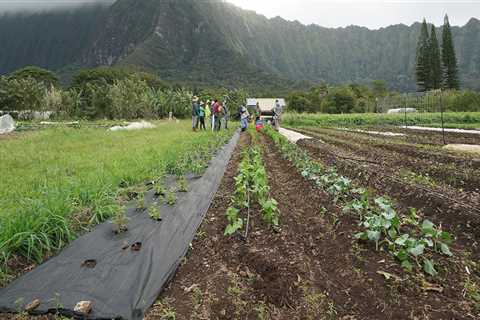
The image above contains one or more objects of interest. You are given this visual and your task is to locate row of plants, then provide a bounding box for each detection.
[225,136,280,236]
[282,111,480,128]
[109,129,235,234]
[263,127,453,276]
[0,126,234,285]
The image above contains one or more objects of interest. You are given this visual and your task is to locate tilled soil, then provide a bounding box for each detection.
[365,126,480,146]
[145,131,478,319]
[296,127,480,191]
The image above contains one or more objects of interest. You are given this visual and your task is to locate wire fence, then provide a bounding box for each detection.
[374,91,480,144]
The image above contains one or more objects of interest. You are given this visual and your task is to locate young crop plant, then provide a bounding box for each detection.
[112,207,128,234]
[148,204,162,221]
[263,126,455,277]
[177,176,188,192]
[166,190,177,206]
[136,192,146,211]
[154,181,167,197]
[260,198,280,227]
[224,139,280,237]
[224,207,243,236]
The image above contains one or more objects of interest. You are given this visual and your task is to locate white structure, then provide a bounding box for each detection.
[0,114,15,134]
[109,121,157,132]
[387,108,417,114]
[246,98,286,115]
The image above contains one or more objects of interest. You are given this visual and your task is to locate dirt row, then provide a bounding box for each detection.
[295,128,480,228]
[363,126,480,146]
[297,135,479,250]
[305,127,480,168]
[145,131,478,319]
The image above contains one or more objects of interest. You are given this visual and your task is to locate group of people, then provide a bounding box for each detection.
[191,97,283,132]
[238,99,283,132]
[191,96,230,131]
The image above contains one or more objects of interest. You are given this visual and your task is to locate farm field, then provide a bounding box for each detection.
[0,121,479,319]
[0,121,233,285]
[291,126,479,248]
[145,127,479,319]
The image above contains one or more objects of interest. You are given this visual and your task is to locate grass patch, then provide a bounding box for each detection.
[283,112,480,129]
[0,121,233,282]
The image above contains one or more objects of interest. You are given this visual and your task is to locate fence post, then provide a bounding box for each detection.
[404,94,408,130]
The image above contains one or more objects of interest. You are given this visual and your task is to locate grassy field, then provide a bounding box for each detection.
[0,121,232,282]
[282,112,480,129]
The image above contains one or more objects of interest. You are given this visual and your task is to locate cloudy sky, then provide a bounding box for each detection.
[0,0,478,29]
[228,0,480,29]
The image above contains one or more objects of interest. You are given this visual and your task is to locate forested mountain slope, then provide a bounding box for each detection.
[0,0,479,91]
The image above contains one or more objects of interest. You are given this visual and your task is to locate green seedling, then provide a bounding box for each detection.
[112,207,128,234]
[224,207,243,236]
[154,182,167,196]
[149,204,162,221]
[166,190,177,206]
[177,176,188,192]
[136,192,146,210]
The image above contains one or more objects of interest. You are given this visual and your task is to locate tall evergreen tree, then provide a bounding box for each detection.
[416,19,431,91]
[442,15,460,89]
[428,25,442,89]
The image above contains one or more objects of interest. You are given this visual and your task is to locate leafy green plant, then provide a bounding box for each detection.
[154,182,167,196]
[148,204,162,221]
[224,142,280,236]
[177,176,188,192]
[136,192,146,210]
[224,207,243,236]
[112,207,128,234]
[264,126,455,276]
[166,190,177,206]
[260,198,280,227]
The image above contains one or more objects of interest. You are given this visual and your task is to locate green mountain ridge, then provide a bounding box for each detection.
[0,0,479,92]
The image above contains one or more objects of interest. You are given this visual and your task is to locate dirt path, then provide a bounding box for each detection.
[144,131,477,319]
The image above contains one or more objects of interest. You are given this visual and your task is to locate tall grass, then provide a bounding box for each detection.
[0,121,232,283]
[283,112,480,129]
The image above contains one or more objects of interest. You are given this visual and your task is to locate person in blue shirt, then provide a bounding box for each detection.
[198,102,206,130]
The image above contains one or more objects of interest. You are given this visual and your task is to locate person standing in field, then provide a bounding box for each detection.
[205,100,211,129]
[223,101,230,129]
[213,99,222,131]
[198,101,206,130]
[255,102,261,119]
[211,100,216,131]
[191,96,200,131]
[273,99,283,130]
[240,106,250,132]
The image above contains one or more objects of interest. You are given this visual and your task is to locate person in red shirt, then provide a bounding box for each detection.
[212,99,222,131]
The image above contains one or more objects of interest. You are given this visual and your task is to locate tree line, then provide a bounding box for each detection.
[416,15,459,91]
[286,81,480,114]
[0,66,247,120]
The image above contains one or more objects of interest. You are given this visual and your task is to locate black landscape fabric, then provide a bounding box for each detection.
[0,131,240,320]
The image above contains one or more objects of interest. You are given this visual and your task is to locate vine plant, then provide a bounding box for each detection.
[264,127,453,276]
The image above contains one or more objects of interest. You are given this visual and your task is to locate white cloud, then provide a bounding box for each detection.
[227,0,480,29]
